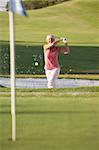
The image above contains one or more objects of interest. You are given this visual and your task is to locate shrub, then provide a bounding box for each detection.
[6,0,71,11]
[24,0,70,10]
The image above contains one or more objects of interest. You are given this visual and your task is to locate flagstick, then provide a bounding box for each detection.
[9,11,16,141]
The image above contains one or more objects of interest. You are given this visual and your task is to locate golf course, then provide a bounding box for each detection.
[0,0,99,74]
[0,0,99,150]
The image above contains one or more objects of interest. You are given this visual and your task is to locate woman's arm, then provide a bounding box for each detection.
[43,39,62,51]
[60,43,70,54]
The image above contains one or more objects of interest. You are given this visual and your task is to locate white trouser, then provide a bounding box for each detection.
[45,68,60,88]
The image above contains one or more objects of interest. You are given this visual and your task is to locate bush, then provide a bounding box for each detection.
[24,0,70,10]
[6,0,71,11]
[24,0,48,9]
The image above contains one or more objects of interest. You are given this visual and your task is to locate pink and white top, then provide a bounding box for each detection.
[44,46,60,70]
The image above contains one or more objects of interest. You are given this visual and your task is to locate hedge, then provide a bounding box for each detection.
[6,0,71,10]
[24,0,70,10]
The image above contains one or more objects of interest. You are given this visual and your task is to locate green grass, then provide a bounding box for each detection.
[0,74,99,80]
[0,87,99,150]
[0,1,99,149]
[0,0,98,45]
[0,0,99,74]
[0,44,99,74]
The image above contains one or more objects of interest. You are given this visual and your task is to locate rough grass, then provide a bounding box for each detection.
[0,74,99,80]
[0,86,99,96]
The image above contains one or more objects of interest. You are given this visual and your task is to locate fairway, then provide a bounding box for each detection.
[0,0,98,45]
[0,87,99,150]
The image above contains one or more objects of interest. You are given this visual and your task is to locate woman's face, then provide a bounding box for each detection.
[47,37,55,43]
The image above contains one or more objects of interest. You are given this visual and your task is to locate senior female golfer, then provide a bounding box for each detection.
[43,34,70,88]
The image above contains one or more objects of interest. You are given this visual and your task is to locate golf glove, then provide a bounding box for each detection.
[63,38,67,43]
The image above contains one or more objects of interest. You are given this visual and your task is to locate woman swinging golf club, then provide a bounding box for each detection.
[43,34,70,88]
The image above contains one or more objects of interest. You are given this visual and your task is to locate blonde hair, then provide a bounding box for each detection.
[46,34,55,41]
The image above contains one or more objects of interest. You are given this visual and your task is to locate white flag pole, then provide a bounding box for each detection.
[9,10,16,141]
